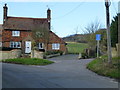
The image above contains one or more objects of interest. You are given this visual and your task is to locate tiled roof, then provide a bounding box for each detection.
[3,16,49,30]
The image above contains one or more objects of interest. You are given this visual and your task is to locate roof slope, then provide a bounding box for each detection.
[4,16,49,30]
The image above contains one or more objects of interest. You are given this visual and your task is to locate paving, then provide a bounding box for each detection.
[2,54,119,88]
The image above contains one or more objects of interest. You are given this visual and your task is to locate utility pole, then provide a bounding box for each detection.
[118,1,120,57]
[105,0,112,64]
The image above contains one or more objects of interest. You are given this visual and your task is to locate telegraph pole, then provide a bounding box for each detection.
[118,1,120,57]
[105,0,112,64]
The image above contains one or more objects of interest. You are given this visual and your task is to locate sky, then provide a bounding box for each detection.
[0,0,119,37]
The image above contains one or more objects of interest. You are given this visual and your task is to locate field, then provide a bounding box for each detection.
[66,42,88,54]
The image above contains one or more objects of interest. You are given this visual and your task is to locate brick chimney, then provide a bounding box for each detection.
[47,8,51,30]
[3,3,8,24]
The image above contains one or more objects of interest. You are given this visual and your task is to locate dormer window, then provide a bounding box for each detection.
[12,31,20,37]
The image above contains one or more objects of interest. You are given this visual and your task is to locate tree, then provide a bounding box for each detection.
[83,20,102,34]
[31,22,49,57]
[83,20,102,47]
[83,20,107,57]
[110,15,118,47]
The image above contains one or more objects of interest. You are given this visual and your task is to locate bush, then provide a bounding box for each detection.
[81,53,88,59]
[44,50,63,55]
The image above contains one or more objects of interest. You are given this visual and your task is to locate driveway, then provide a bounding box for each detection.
[2,54,118,88]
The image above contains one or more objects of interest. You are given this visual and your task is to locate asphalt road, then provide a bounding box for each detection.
[2,54,118,88]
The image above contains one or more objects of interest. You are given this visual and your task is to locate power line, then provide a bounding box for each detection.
[52,2,85,20]
[111,0,118,14]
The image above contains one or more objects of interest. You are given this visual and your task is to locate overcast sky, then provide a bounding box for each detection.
[0,0,119,37]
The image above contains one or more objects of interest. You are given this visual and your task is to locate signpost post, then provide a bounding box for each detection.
[96,34,101,58]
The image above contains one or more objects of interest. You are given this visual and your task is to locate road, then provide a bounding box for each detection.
[2,54,118,88]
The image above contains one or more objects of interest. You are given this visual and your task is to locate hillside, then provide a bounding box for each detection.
[62,34,88,43]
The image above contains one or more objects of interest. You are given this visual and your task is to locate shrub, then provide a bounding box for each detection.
[44,50,63,55]
[81,53,88,59]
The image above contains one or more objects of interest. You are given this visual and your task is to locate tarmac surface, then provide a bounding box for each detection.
[2,54,119,88]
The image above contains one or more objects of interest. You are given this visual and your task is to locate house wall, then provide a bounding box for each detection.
[3,42,9,47]
[48,31,67,53]
[60,44,67,54]
[47,44,67,54]
[2,30,32,42]
[2,29,67,53]
[49,31,64,44]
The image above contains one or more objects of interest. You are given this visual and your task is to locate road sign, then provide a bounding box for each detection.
[96,34,101,58]
[96,34,101,41]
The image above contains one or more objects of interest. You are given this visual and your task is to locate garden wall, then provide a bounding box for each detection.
[112,48,117,57]
[111,43,119,58]
[31,50,43,59]
[0,49,21,60]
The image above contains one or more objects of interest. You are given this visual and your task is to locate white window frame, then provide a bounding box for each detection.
[52,43,60,50]
[12,31,20,37]
[39,43,44,49]
[10,42,21,48]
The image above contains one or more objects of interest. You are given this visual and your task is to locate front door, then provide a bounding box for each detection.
[25,41,31,53]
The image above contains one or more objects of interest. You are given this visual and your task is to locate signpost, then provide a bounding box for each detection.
[96,34,101,58]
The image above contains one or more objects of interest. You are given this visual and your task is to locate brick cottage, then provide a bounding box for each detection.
[1,4,67,54]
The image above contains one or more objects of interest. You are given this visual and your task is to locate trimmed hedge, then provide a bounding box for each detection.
[44,50,63,55]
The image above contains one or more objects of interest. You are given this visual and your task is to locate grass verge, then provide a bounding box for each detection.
[87,55,120,79]
[66,42,88,54]
[2,58,54,65]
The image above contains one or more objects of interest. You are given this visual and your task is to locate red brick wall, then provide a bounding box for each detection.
[2,29,67,53]
[2,30,32,42]
[49,31,64,44]
[3,41,9,47]
[47,44,67,54]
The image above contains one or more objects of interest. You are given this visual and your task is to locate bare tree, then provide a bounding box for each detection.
[83,20,102,34]
[81,20,104,57]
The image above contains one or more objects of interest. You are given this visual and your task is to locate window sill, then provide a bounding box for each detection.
[12,36,20,37]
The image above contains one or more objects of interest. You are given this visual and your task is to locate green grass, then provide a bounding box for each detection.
[87,56,120,79]
[67,42,88,54]
[2,58,54,65]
